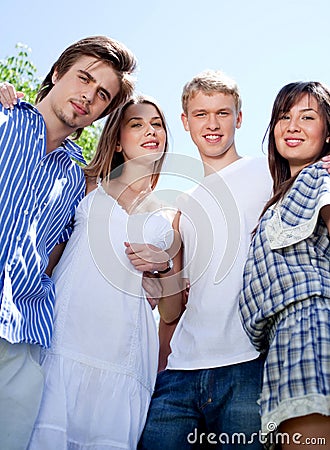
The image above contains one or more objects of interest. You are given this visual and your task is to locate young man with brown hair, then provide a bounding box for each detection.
[0,35,136,449]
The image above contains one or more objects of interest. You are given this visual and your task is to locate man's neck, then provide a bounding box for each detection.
[36,102,72,154]
[202,149,242,176]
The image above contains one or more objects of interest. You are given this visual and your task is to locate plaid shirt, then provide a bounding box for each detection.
[239,162,330,352]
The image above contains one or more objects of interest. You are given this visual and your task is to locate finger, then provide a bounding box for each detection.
[142,277,156,293]
[124,243,141,256]
[128,257,151,272]
[142,278,162,298]
[125,247,135,256]
[0,83,17,109]
[146,298,159,310]
[142,277,155,290]
[144,284,160,298]
[126,252,151,267]
[125,242,145,254]
[0,85,11,109]
[126,255,145,267]
[135,264,152,273]
[125,251,137,260]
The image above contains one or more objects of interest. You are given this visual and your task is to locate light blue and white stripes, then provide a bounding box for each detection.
[0,101,85,347]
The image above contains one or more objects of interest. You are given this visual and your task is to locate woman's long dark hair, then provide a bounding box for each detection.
[259,81,330,218]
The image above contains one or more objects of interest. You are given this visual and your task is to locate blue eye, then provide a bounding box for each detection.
[98,91,107,101]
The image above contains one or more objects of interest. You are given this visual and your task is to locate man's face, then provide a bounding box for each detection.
[181,91,242,167]
[49,56,120,131]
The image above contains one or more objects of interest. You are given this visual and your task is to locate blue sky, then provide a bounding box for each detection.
[2,0,330,167]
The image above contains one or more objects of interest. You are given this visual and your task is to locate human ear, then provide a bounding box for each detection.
[236,110,243,129]
[51,68,59,85]
[115,142,122,153]
[181,113,190,131]
[326,136,330,144]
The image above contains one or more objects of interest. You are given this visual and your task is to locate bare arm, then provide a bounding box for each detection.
[321,204,330,234]
[157,211,185,324]
[126,211,185,322]
[126,242,172,309]
[158,274,189,371]
[45,242,66,276]
[142,273,163,310]
[158,317,179,372]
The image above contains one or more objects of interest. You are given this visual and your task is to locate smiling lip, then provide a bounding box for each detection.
[203,134,223,143]
[141,141,159,149]
[71,101,88,115]
[285,138,304,147]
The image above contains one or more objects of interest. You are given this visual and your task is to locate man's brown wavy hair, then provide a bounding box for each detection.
[35,35,137,139]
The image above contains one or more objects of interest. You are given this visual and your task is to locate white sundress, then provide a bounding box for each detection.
[28,186,174,450]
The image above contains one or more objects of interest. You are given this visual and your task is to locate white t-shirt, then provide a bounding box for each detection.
[167,156,272,370]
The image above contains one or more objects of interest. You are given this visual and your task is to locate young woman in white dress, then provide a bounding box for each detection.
[24,94,183,449]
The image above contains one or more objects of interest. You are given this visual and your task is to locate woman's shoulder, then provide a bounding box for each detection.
[298,161,328,180]
[291,161,330,201]
[265,161,330,249]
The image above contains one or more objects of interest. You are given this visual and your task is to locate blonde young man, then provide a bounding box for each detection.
[0,36,136,449]
[139,71,272,449]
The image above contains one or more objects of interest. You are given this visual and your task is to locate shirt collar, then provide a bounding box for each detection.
[18,100,86,165]
[61,138,86,165]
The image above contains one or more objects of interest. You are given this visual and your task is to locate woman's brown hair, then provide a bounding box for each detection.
[84,94,170,189]
[260,81,330,218]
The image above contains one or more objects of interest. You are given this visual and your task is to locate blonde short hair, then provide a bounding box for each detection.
[181,70,241,115]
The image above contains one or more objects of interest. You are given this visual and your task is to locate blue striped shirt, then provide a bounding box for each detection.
[0,100,86,347]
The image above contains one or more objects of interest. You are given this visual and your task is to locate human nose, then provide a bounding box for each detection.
[207,114,220,130]
[81,87,96,104]
[286,116,301,132]
[145,123,156,136]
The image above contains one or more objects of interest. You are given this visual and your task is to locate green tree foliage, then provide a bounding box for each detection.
[0,43,39,104]
[76,119,103,163]
[0,43,101,163]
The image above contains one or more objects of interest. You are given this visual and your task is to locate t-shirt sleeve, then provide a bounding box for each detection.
[152,215,175,250]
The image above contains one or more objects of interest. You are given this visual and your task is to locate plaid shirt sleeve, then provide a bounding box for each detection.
[239,162,330,352]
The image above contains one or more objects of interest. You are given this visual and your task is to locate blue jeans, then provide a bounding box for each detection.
[139,357,264,449]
